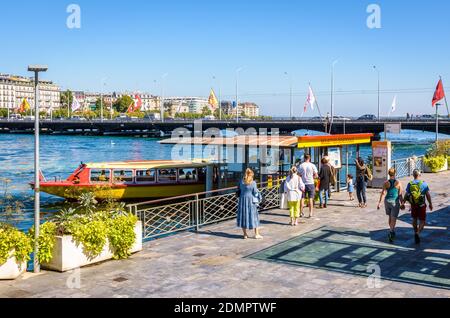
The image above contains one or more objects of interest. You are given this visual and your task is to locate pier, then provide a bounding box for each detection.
[1,171,448,298]
[0,118,449,136]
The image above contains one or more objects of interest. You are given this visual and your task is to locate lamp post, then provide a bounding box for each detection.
[236,67,244,123]
[435,103,441,142]
[373,66,380,121]
[284,72,293,119]
[161,73,168,123]
[28,65,48,273]
[213,76,222,120]
[331,60,338,122]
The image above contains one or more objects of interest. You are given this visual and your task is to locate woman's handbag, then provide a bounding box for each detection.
[280,193,289,210]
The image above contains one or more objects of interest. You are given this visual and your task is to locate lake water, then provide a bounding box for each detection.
[0,130,447,231]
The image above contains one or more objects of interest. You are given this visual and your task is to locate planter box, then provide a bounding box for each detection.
[424,160,448,173]
[0,253,27,280]
[42,221,143,272]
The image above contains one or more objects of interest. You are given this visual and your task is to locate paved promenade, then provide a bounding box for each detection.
[1,172,449,298]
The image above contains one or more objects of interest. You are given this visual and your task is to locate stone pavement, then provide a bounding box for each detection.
[0,172,449,298]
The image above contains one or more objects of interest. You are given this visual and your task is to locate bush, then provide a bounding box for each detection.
[424,155,446,173]
[0,223,33,266]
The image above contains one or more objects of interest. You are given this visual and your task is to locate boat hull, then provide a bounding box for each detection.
[40,183,206,200]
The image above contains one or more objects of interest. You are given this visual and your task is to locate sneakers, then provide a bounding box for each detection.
[388,231,395,244]
[414,234,421,245]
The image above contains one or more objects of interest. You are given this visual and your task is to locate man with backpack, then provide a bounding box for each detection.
[404,169,433,244]
[377,168,404,243]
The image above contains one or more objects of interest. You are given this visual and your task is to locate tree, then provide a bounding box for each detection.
[202,106,212,117]
[113,96,134,113]
[60,90,73,108]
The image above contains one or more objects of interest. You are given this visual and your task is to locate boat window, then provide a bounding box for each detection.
[158,169,177,183]
[197,168,207,183]
[90,169,111,183]
[113,170,133,183]
[136,169,156,183]
[178,168,197,183]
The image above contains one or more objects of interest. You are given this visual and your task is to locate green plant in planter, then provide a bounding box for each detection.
[107,214,138,260]
[69,218,108,259]
[424,155,446,173]
[0,223,33,266]
[28,222,57,264]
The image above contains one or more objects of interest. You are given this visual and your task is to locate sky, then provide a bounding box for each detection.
[1,0,449,116]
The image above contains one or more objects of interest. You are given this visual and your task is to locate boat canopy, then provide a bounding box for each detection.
[85,159,212,170]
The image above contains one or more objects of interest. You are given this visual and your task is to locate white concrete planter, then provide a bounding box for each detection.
[42,221,143,272]
[0,252,27,280]
[423,160,448,173]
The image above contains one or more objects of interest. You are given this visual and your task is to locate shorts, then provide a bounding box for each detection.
[304,184,316,199]
[385,200,400,218]
[411,205,427,221]
[348,185,354,193]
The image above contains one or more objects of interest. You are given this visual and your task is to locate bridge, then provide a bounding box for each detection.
[0,118,449,136]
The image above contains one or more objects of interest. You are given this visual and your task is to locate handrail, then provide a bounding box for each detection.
[127,178,284,209]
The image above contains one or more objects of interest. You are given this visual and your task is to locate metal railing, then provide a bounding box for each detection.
[392,156,425,178]
[128,180,282,241]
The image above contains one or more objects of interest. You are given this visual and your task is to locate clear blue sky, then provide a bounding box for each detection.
[1,0,449,116]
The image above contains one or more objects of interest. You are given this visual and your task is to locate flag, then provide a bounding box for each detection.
[208,89,219,109]
[306,85,316,110]
[391,95,397,113]
[133,94,142,112]
[71,96,81,112]
[432,79,445,107]
[19,98,30,113]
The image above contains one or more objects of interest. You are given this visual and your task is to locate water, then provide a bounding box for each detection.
[0,130,446,231]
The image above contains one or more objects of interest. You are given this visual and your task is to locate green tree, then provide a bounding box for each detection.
[60,90,73,109]
[113,96,134,113]
[202,106,212,117]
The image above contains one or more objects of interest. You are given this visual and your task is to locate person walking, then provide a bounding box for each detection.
[377,168,404,243]
[404,169,433,244]
[355,158,372,208]
[318,157,333,209]
[284,166,305,226]
[299,154,318,218]
[236,168,263,240]
[347,174,355,201]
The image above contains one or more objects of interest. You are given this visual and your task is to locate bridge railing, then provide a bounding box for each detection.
[127,180,282,241]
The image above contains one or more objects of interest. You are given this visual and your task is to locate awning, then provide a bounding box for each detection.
[297,133,373,148]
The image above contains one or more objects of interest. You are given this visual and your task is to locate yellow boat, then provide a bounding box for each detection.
[35,160,215,200]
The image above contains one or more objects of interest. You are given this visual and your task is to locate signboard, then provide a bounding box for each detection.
[327,147,342,169]
[372,141,392,188]
[298,134,373,148]
[385,123,401,134]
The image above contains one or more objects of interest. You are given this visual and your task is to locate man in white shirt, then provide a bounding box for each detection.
[298,154,319,218]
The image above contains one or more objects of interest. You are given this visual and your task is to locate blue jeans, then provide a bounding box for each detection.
[319,189,329,206]
[356,179,367,204]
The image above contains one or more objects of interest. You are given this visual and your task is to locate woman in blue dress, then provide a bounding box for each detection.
[237,169,263,240]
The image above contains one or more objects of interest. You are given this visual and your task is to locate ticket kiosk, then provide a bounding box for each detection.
[371,141,392,188]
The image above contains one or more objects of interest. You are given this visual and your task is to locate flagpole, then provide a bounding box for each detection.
[309,82,323,121]
[441,76,450,118]
[436,103,439,142]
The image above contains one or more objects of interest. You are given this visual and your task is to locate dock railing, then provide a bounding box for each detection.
[392,156,425,178]
[127,180,283,241]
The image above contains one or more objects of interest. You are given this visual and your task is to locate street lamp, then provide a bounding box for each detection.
[161,73,168,123]
[331,60,338,121]
[213,76,222,120]
[100,77,107,122]
[236,67,244,123]
[373,66,380,121]
[284,72,293,119]
[28,64,48,274]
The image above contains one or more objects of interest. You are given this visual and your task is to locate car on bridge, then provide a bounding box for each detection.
[358,114,377,121]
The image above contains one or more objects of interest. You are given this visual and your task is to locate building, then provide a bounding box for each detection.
[166,97,210,114]
[220,101,260,118]
[0,73,60,112]
[114,93,160,112]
